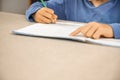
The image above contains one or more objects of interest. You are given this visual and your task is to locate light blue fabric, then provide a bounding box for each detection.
[26,0,120,39]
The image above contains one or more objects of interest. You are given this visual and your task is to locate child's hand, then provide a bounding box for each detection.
[33,7,58,24]
[70,22,114,39]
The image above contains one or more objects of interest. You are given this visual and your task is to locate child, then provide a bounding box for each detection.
[26,0,120,39]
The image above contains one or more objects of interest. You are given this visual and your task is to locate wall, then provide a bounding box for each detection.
[0,0,28,14]
[0,0,1,11]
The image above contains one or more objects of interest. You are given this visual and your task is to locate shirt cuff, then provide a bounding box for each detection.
[109,23,120,39]
[25,2,43,22]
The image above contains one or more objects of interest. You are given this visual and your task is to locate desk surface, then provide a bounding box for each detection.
[0,12,120,80]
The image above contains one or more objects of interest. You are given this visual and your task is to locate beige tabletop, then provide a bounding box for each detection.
[0,12,120,80]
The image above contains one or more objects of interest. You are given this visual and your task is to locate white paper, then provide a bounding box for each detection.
[13,21,120,47]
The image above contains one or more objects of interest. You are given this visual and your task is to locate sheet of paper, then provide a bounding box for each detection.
[87,38,120,47]
[13,20,120,47]
[13,22,87,41]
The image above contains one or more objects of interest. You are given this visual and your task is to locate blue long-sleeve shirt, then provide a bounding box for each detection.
[26,0,120,39]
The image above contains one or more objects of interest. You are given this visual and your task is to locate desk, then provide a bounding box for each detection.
[0,12,120,80]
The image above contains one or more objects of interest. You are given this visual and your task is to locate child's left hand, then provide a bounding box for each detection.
[70,22,114,39]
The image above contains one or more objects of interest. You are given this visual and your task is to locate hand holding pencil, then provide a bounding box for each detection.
[33,7,58,24]
[33,0,57,23]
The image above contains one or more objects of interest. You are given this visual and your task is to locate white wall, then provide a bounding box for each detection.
[0,0,29,14]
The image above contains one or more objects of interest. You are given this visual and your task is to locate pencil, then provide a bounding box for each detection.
[39,0,47,7]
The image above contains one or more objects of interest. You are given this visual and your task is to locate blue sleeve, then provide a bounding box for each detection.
[109,23,120,39]
[26,0,66,22]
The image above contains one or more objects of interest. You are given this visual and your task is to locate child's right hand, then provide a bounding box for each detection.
[33,7,58,24]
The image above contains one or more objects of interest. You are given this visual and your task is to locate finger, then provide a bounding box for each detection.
[37,15,52,24]
[41,10,57,23]
[86,25,98,38]
[52,14,58,19]
[35,17,47,24]
[80,24,92,35]
[44,8,58,23]
[44,8,54,14]
[52,14,58,23]
[92,28,102,39]
[37,8,57,23]
[35,16,46,23]
[40,12,54,23]
[70,27,83,36]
